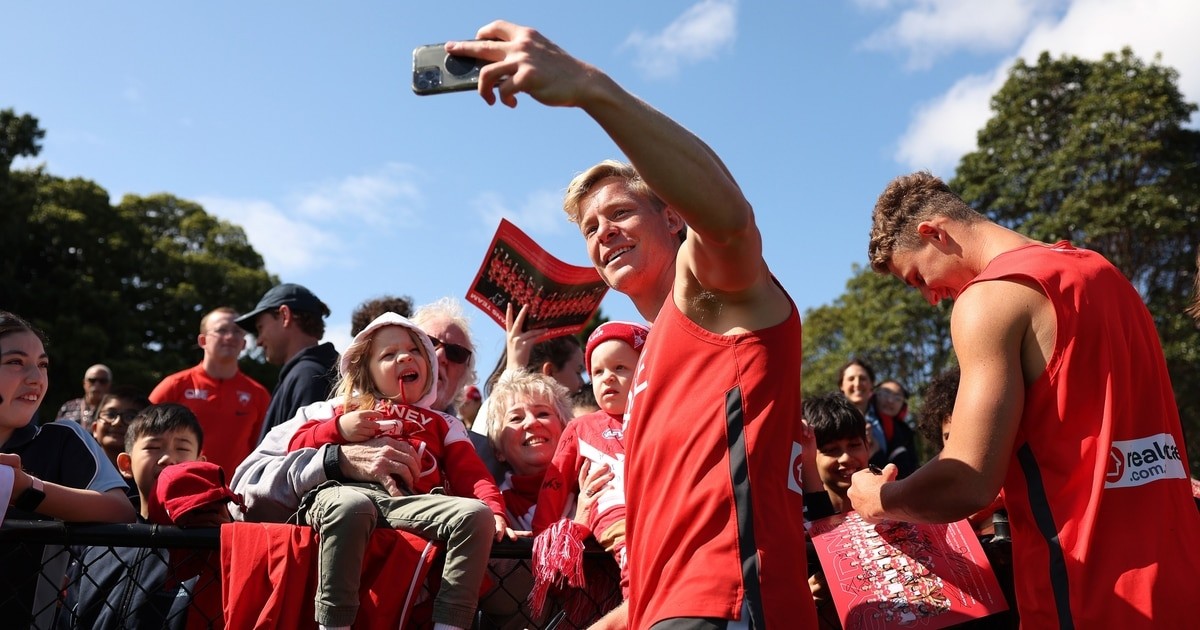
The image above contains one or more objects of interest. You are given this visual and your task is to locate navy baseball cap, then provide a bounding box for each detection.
[235,283,330,331]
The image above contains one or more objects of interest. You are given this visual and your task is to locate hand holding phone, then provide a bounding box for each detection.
[412,42,487,95]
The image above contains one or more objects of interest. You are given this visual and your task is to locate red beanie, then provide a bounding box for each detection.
[585,321,651,370]
[155,461,242,525]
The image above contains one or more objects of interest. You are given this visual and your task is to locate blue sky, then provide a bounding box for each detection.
[6,0,1198,384]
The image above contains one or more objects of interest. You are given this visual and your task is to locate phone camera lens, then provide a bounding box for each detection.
[415,68,442,90]
[444,54,481,77]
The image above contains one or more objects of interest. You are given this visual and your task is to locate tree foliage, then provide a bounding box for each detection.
[801,265,953,400]
[0,109,276,415]
[952,48,1200,468]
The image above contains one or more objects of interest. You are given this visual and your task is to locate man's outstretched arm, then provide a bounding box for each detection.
[449,22,767,297]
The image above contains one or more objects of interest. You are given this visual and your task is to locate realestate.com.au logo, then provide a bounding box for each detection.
[1104,433,1187,489]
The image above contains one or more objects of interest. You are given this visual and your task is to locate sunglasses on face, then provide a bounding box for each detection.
[86,377,110,385]
[429,336,472,364]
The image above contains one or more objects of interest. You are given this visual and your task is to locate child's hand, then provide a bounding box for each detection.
[338,410,383,442]
[573,461,615,527]
[494,514,520,541]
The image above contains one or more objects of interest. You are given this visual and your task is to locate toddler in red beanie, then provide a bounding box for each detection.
[529,321,649,615]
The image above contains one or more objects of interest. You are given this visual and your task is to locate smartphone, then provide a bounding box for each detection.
[412,42,487,95]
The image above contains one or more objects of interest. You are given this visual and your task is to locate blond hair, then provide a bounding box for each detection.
[562,160,666,224]
[485,370,572,455]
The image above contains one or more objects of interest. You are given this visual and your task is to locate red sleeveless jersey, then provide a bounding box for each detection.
[624,292,816,629]
[963,241,1200,628]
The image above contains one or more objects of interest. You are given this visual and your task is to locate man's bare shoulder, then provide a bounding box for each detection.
[952,278,1055,385]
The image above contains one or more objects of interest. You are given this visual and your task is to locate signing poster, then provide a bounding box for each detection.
[808,511,1008,629]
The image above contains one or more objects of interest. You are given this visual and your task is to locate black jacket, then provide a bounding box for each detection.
[258,341,339,443]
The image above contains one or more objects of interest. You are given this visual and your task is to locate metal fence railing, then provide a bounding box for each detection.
[0,520,622,629]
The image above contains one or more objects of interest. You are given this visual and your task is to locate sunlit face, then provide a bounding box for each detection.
[417,316,471,412]
[367,326,431,405]
[83,366,112,402]
[816,435,870,496]
[887,242,967,307]
[120,429,202,503]
[549,346,586,395]
[577,178,681,297]
[589,339,639,415]
[875,381,906,417]
[92,397,142,457]
[840,364,874,409]
[253,310,288,365]
[495,395,565,476]
[0,331,48,443]
[199,312,247,361]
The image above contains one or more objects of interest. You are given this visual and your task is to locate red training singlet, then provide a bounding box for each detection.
[962,241,1200,628]
[624,290,816,629]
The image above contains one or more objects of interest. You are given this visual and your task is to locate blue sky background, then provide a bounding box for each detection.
[6,0,1198,385]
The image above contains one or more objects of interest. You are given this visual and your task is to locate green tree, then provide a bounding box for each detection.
[801,265,953,400]
[0,109,44,176]
[0,111,277,414]
[952,48,1200,468]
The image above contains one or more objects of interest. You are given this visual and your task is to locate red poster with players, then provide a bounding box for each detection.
[808,511,1008,629]
[466,218,608,338]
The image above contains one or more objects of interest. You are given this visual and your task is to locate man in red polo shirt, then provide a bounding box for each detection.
[151,307,270,476]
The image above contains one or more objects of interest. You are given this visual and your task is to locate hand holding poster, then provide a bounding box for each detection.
[808,511,1009,629]
[466,219,608,338]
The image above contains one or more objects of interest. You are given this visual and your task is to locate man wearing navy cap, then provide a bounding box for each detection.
[237,283,339,442]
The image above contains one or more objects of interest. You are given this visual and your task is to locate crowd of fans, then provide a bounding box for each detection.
[5,17,1199,630]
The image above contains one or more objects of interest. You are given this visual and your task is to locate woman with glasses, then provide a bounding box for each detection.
[869,378,920,478]
[838,359,920,478]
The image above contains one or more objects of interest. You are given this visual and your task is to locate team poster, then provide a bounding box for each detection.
[467,218,608,338]
[809,511,1009,629]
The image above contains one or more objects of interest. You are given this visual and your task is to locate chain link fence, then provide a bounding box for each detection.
[0,520,621,629]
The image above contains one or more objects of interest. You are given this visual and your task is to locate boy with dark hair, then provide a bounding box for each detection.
[804,393,871,515]
[802,393,872,628]
[71,404,216,629]
[117,403,205,520]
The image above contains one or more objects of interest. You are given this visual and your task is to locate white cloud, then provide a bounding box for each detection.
[198,196,343,274]
[472,188,570,237]
[893,0,1200,175]
[894,68,1006,174]
[862,0,1056,70]
[622,0,738,79]
[290,162,424,228]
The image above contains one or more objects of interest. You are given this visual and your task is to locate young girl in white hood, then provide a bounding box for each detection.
[287,312,509,630]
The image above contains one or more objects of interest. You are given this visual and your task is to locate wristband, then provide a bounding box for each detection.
[13,475,46,512]
[322,445,344,482]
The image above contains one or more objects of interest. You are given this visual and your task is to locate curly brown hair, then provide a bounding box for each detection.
[868,171,982,273]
